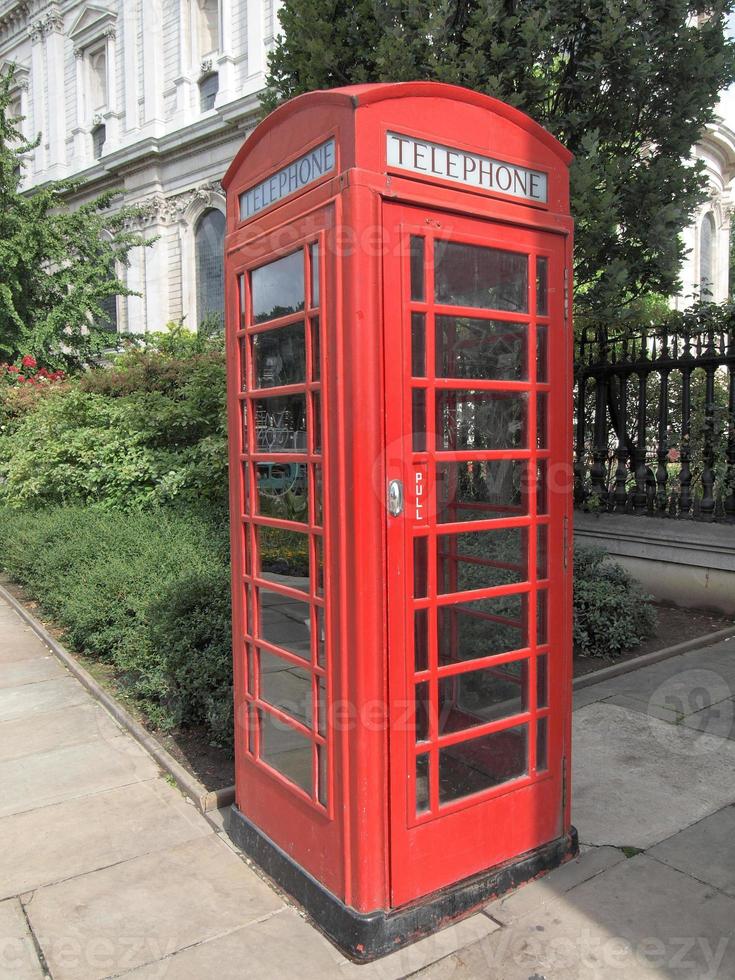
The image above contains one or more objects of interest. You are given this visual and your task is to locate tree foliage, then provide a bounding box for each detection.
[263,0,735,316]
[0,68,149,367]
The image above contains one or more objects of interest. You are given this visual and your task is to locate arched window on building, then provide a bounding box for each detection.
[199,72,219,112]
[195,208,225,329]
[699,211,716,297]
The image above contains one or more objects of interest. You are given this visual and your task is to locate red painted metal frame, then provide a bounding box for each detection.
[223,82,573,916]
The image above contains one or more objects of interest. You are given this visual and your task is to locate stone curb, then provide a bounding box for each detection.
[0,581,236,814]
[573,624,735,691]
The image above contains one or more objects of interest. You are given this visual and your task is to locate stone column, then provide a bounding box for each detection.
[142,0,164,133]
[28,20,46,175]
[44,11,66,176]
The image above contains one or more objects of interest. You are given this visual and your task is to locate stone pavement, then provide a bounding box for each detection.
[0,592,734,980]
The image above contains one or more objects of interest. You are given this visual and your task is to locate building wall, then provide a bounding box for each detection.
[0,0,281,333]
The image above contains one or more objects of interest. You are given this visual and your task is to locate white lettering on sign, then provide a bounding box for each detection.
[415,469,424,522]
[239,138,336,220]
[386,132,548,204]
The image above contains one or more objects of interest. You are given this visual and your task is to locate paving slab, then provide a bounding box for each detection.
[484,845,626,926]
[0,655,67,689]
[414,854,735,980]
[573,702,735,848]
[0,631,49,663]
[648,804,735,898]
[0,779,212,900]
[0,701,122,763]
[683,697,735,741]
[0,899,44,980]
[26,835,284,980]
[117,904,498,980]
[0,676,91,723]
[116,906,343,979]
[578,640,735,709]
[0,736,159,818]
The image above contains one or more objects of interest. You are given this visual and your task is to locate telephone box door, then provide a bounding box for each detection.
[384,203,572,906]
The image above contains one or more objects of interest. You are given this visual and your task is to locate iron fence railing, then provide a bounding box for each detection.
[573,320,735,522]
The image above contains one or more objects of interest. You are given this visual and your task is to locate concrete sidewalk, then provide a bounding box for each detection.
[1,593,734,980]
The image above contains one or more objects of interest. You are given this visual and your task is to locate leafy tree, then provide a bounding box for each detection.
[0,67,149,368]
[263,0,735,318]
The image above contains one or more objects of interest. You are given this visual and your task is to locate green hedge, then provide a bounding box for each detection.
[0,505,234,750]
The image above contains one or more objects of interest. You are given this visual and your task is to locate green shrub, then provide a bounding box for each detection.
[573,545,657,659]
[0,505,234,749]
[0,348,228,512]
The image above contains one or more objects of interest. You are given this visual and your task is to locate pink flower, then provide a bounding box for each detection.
[21,355,37,369]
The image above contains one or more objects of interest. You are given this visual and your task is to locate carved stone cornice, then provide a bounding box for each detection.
[126,181,224,229]
[0,2,30,42]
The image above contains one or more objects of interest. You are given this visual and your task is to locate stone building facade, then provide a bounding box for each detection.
[0,0,280,333]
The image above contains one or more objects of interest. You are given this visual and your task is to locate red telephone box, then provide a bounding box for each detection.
[222,82,576,960]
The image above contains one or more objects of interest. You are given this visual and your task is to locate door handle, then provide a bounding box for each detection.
[387,479,404,517]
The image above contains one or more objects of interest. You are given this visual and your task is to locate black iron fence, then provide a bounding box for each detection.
[574,318,735,522]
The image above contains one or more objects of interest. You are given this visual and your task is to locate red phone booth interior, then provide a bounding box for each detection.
[222,82,576,960]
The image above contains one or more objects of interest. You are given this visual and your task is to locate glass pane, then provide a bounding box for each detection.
[537,460,548,515]
[536,257,548,316]
[310,243,320,307]
[416,754,430,814]
[437,528,528,595]
[435,317,527,381]
[310,316,321,380]
[537,392,548,449]
[315,607,326,668]
[537,325,548,383]
[259,650,312,727]
[317,743,328,806]
[312,392,322,454]
[252,322,306,388]
[255,395,307,452]
[439,724,528,802]
[415,681,430,742]
[436,390,527,451]
[537,717,548,771]
[410,236,425,302]
[413,536,428,598]
[247,644,255,695]
[317,674,327,737]
[412,313,426,377]
[438,594,528,666]
[438,659,528,735]
[239,274,246,325]
[255,526,309,586]
[412,389,427,451]
[435,241,528,313]
[313,535,324,596]
[256,463,308,522]
[313,465,323,525]
[240,338,248,390]
[251,251,305,324]
[259,709,312,795]
[241,462,251,515]
[537,590,548,646]
[537,654,548,708]
[436,460,529,524]
[258,589,312,660]
[246,585,254,639]
[414,609,428,672]
[537,525,548,579]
